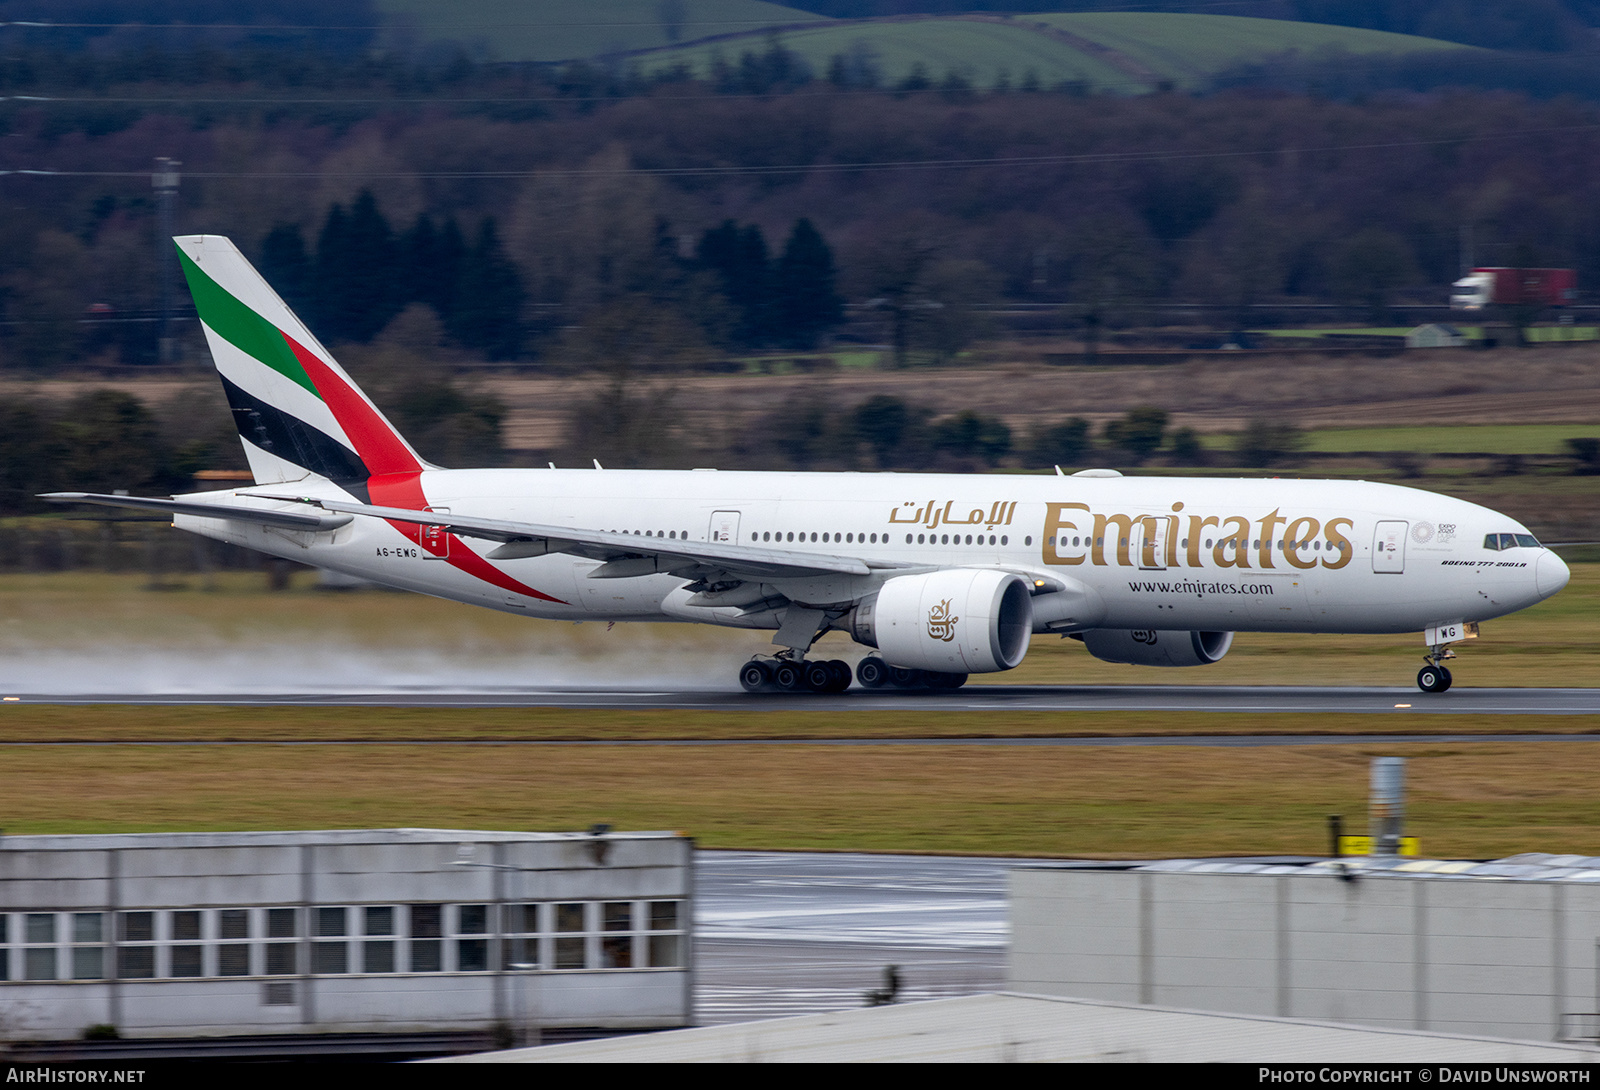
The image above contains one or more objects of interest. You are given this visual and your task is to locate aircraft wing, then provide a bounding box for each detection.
[253,494,917,582]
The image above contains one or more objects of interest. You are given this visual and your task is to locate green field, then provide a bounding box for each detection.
[643,18,1129,89]
[635,13,1468,91]
[1035,13,1470,87]
[373,0,827,65]
[1,730,1597,857]
[1301,424,1600,455]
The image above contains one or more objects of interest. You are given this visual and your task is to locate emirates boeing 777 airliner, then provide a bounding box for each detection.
[48,236,1570,694]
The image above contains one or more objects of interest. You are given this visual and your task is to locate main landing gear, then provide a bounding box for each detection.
[739,654,852,693]
[736,654,969,693]
[1417,646,1455,693]
[854,655,967,692]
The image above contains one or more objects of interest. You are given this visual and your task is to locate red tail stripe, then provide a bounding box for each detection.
[282,332,420,478]
[368,472,566,605]
[279,333,564,605]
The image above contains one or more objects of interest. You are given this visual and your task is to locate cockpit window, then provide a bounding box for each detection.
[1484,533,1542,551]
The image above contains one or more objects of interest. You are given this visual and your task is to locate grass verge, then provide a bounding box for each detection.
[3,739,1597,858]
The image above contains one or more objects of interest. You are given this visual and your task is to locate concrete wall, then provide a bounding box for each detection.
[1010,869,1600,1042]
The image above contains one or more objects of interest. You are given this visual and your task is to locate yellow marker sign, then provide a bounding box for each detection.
[1336,836,1420,857]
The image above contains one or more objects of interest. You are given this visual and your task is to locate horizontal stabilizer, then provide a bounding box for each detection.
[41,492,354,531]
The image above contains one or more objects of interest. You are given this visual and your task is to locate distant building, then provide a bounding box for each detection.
[0,829,692,1047]
[1010,854,1600,1045]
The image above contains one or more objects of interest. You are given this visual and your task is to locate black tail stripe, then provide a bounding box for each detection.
[220,374,371,484]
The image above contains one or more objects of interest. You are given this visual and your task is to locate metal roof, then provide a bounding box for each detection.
[1132,852,1600,882]
[0,828,680,851]
[444,993,1600,1063]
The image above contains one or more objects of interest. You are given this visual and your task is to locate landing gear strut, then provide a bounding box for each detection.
[1417,646,1455,693]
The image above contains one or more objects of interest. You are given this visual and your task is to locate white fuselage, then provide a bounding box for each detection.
[171,468,1566,642]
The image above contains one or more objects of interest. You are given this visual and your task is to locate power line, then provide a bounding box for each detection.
[2,121,1596,182]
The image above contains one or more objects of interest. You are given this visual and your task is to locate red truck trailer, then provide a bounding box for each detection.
[1451,267,1576,311]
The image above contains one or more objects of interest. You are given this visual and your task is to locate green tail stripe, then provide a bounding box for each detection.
[177,245,321,400]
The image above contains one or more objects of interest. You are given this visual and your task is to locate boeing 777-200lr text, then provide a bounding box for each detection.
[47,236,1571,694]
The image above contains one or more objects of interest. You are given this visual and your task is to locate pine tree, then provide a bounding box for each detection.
[313,189,400,343]
[696,220,772,348]
[449,218,526,360]
[399,213,466,325]
[772,218,843,350]
[258,223,311,318]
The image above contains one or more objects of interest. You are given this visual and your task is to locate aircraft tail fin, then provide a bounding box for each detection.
[175,234,426,490]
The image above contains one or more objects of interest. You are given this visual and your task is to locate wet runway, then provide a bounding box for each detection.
[5,684,1599,714]
[695,851,1042,1024]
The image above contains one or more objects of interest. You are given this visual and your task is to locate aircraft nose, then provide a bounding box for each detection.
[1536,550,1571,599]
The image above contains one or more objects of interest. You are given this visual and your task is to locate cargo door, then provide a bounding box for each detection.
[1373,520,1407,574]
[709,510,741,544]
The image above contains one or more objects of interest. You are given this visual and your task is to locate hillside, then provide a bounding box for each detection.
[373,0,829,64]
[631,12,1471,91]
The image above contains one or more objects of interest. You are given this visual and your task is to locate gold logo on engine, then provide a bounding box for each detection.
[927,599,958,641]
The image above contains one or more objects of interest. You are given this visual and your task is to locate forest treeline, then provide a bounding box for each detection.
[257,191,843,360]
[4,72,1600,371]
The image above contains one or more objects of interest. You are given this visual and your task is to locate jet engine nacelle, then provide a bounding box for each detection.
[853,569,1033,673]
[1078,628,1234,667]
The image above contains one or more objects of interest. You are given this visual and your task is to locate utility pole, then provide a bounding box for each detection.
[153,157,181,364]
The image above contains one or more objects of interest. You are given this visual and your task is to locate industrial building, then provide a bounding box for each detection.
[0,828,692,1047]
[1009,853,1600,1045]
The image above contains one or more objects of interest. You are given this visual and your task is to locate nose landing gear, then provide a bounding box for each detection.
[1417,646,1456,693]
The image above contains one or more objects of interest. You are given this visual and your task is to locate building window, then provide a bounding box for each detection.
[265,943,297,976]
[72,913,105,980]
[267,908,296,940]
[503,904,539,970]
[363,906,395,974]
[312,942,346,975]
[170,945,203,978]
[648,901,684,968]
[168,910,202,978]
[553,903,586,970]
[172,911,201,941]
[457,905,488,972]
[316,907,346,938]
[118,946,155,979]
[25,913,56,980]
[116,912,157,978]
[312,906,348,975]
[410,905,442,973]
[218,909,251,976]
[363,940,394,974]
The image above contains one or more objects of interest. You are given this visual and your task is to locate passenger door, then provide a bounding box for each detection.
[1372,520,1407,574]
[709,510,741,544]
